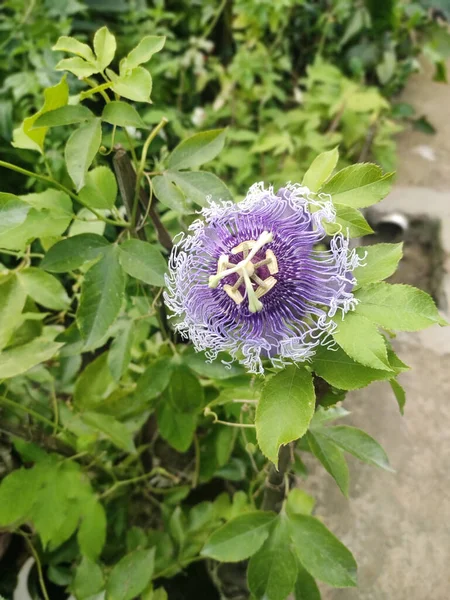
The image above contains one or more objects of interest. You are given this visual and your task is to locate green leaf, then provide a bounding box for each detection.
[79,166,118,210]
[302,147,339,192]
[41,233,110,272]
[312,345,400,391]
[0,190,72,252]
[0,467,40,526]
[317,425,393,472]
[157,365,204,452]
[110,67,153,103]
[94,26,116,71]
[74,352,115,410]
[285,489,315,517]
[65,118,102,191]
[307,431,349,497]
[12,75,69,154]
[118,239,166,286]
[0,193,30,236]
[0,275,26,351]
[183,349,245,380]
[33,105,94,128]
[77,246,126,348]
[256,366,315,466]
[332,203,374,237]
[55,57,99,78]
[354,283,446,331]
[294,563,322,600]
[167,170,233,207]
[102,101,147,128]
[289,514,357,587]
[311,406,350,427]
[333,312,391,371]
[153,174,189,213]
[106,548,155,600]
[77,498,107,561]
[134,357,174,406]
[321,164,394,208]
[52,36,96,62]
[18,267,70,310]
[390,378,406,415]
[73,557,104,600]
[247,516,298,600]
[168,129,227,170]
[201,511,276,562]
[108,320,134,381]
[121,35,166,72]
[353,243,403,289]
[0,338,62,379]
[82,412,136,453]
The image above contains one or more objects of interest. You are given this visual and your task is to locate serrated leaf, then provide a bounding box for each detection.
[41,233,110,272]
[110,66,152,103]
[106,548,155,600]
[312,345,400,391]
[289,514,357,587]
[74,352,115,410]
[286,489,315,517]
[256,366,315,466]
[18,268,70,310]
[310,406,350,426]
[0,338,62,379]
[201,511,276,562]
[0,275,26,351]
[102,101,147,128]
[77,498,107,561]
[77,246,126,348]
[120,35,166,73]
[294,563,322,600]
[152,174,189,213]
[321,163,394,208]
[79,166,118,210]
[0,193,30,236]
[52,36,96,62]
[65,118,102,191]
[55,57,99,78]
[354,282,446,331]
[302,147,339,192]
[353,243,403,289]
[73,557,104,600]
[0,467,40,526]
[108,320,134,381]
[307,431,349,496]
[167,170,233,207]
[134,357,174,406]
[94,26,116,71]
[333,312,392,371]
[12,75,69,153]
[247,516,298,600]
[82,412,136,453]
[118,239,166,286]
[33,105,94,128]
[390,378,406,415]
[331,203,374,237]
[317,425,393,471]
[168,129,227,170]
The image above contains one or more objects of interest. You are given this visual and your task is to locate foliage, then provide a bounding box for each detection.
[0,4,448,600]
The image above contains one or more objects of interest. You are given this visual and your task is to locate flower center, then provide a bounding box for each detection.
[208,231,278,313]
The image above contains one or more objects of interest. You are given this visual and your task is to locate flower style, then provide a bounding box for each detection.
[164,183,362,374]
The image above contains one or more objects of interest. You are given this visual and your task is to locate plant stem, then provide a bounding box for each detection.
[100,467,178,499]
[0,160,129,228]
[21,534,50,600]
[80,81,112,101]
[0,395,61,431]
[203,0,228,39]
[261,444,292,512]
[132,117,168,230]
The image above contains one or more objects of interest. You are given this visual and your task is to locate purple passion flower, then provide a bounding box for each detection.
[164,183,362,374]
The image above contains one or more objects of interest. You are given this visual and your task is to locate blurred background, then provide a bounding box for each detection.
[1,1,450,598]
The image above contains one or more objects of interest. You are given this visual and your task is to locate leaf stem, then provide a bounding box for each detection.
[80,81,113,101]
[0,395,62,431]
[132,117,169,230]
[21,534,50,600]
[99,466,178,499]
[0,160,129,228]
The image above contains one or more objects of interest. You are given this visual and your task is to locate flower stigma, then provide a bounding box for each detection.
[208,230,276,313]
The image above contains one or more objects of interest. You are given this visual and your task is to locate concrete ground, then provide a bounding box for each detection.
[304,60,450,600]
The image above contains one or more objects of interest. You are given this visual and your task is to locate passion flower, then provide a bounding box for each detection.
[164,183,362,373]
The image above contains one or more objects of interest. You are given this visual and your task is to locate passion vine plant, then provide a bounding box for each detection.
[0,28,446,600]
